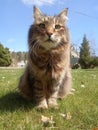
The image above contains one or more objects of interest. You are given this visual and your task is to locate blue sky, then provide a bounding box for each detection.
[0,0,98,55]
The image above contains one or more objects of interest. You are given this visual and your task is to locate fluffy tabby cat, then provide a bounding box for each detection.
[18,6,72,109]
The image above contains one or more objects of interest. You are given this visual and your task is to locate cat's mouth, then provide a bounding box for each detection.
[46,38,54,43]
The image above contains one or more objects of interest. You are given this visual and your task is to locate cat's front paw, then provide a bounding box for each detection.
[37,99,48,110]
[48,98,58,109]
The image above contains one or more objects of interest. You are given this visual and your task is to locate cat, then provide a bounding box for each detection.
[18,6,72,109]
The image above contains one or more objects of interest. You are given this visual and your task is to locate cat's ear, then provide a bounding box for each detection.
[58,8,68,21]
[33,6,44,24]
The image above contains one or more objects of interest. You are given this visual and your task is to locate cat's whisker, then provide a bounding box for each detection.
[32,40,40,57]
[29,41,38,58]
[32,43,37,56]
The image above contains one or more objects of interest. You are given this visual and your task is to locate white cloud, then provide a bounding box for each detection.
[21,0,57,6]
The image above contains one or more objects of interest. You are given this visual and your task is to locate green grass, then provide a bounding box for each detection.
[0,68,98,130]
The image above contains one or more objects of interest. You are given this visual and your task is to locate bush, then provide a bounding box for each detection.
[89,57,98,68]
[72,63,81,69]
[0,43,12,66]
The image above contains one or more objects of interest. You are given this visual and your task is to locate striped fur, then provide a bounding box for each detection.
[18,6,72,109]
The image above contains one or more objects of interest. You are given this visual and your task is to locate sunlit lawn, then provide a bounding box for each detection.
[0,68,98,130]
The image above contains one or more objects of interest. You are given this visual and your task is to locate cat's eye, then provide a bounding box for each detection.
[55,25,61,29]
[39,23,45,29]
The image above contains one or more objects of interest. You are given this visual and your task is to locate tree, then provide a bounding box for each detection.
[79,35,91,69]
[0,43,12,66]
[17,52,22,62]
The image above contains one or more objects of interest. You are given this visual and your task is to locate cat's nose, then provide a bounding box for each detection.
[46,31,53,37]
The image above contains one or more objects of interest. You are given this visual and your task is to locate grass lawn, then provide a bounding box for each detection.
[0,68,98,130]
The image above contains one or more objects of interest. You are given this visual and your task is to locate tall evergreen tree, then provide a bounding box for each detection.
[0,43,12,66]
[79,35,91,69]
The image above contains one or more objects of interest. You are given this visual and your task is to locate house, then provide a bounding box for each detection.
[17,60,26,67]
[71,45,80,66]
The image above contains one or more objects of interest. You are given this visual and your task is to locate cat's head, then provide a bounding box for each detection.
[32,6,69,50]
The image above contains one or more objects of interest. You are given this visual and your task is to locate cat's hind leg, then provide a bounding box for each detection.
[18,74,34,100]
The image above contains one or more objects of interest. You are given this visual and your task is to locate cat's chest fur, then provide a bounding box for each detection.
[29,45,68,82]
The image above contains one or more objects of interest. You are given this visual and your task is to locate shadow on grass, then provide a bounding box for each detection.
[0,91,35,112]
